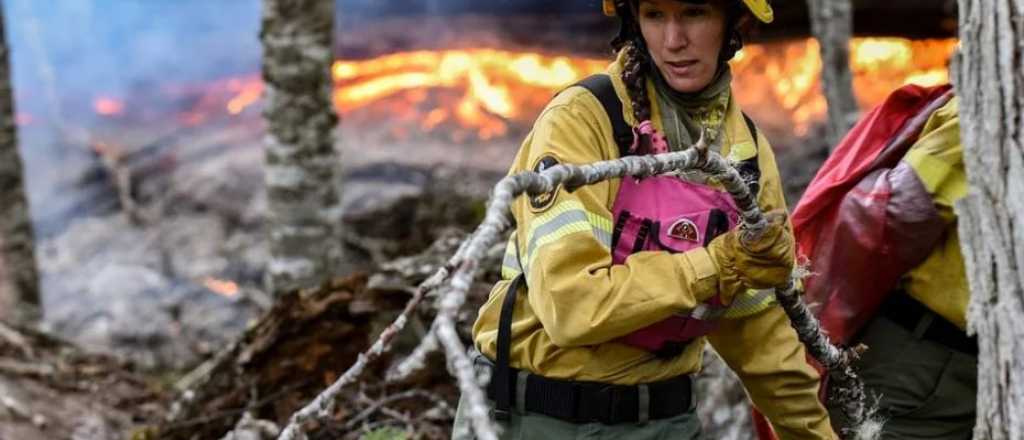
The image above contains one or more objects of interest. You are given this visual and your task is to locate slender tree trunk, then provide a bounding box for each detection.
[0,1,41,326]
[955,1,1024,438]
[807,0,859,148]
[260,0,345,294]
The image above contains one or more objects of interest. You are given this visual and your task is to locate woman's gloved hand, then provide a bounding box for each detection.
[707,210,795,302]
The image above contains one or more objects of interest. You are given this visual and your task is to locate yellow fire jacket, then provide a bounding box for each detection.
[472,52,835,439]
[901,97,970,329]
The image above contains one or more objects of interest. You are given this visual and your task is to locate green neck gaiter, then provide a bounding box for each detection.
[651,63,733,151]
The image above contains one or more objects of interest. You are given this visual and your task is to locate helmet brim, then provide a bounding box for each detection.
[603,0,774,24]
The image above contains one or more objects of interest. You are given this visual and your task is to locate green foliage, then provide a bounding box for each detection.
[361,426,409,440]
[129,427,159,440]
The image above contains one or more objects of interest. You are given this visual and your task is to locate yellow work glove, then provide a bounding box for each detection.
[707,210,795,303]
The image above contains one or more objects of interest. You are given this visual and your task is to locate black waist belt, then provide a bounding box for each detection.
[493,274,691,424]
[881,292,977,356]
[485,362,693,424]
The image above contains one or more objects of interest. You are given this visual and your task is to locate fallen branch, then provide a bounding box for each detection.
[0,358,56,377]
[386,324,438,383]
[0,395,48,428]
[775,281,879,436]
[694,142,877,437]
[343,389,446,432]
[277,134,871,439]
[0,321,34,357]
[277,138,715,440]
[219,412,280,440]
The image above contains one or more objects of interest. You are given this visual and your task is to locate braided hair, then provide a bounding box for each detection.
[610,1,655,151]
[621,38,653,130]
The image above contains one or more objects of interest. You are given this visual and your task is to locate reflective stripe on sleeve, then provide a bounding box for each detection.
[522,200,612,274]
[501,235,523,279]
[723,288,777,318]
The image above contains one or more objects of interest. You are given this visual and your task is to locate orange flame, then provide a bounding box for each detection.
[94,97,125,116]
[732,37,956,136]
[215,37,956,141]
[330,49,607,140]
[203,278,239,297]
[226,78,263,115]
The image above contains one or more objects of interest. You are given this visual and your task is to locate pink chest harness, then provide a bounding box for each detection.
[611,174,741,355]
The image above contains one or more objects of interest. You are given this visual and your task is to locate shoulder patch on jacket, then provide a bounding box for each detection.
[529,155,561,212]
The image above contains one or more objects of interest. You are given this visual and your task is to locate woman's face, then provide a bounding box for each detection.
[637,0,727,93]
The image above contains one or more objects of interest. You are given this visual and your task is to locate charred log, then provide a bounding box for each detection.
[158,251,494,440]
[159,274,378,440]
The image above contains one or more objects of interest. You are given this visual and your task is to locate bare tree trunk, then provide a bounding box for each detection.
[260,0,345,294]
[0,2,42,326]
[807,0,859,148]
[955,1,1024,438]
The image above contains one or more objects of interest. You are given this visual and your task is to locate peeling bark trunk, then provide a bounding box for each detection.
[261,0,345,294]
[807,0,859,148]
[0,3,41,326]
[955,1,1024,438]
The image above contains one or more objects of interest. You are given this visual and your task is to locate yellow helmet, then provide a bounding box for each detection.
[603,0,774,24]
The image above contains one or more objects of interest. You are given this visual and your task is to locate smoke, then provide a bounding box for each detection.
[3,0,607,237]
[341,0,599,16]
[4,0,600,119]
[5,0,261,118]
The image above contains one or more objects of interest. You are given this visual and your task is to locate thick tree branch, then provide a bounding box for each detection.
[277,136,868,439]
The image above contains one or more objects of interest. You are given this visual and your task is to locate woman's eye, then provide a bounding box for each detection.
[641,9,665,20]
[681,8,708,18]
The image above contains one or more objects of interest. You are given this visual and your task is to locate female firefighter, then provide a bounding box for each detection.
[453,0,836,438]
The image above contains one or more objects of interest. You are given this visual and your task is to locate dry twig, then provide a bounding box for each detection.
[386,324,439,383]
[0,321,34,357]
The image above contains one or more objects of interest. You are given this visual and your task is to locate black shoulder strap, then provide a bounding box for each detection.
[493,273,525,420]
[738,111,762,196]
[741,111,759,149]
[574,74,634,158]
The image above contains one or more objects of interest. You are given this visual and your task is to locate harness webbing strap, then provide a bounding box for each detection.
[742,112,759,149]
[575,74,634,158]
[493,273,525,420]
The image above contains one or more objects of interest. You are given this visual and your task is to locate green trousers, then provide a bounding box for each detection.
[452,352,702,440]
[828,315,977,439]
